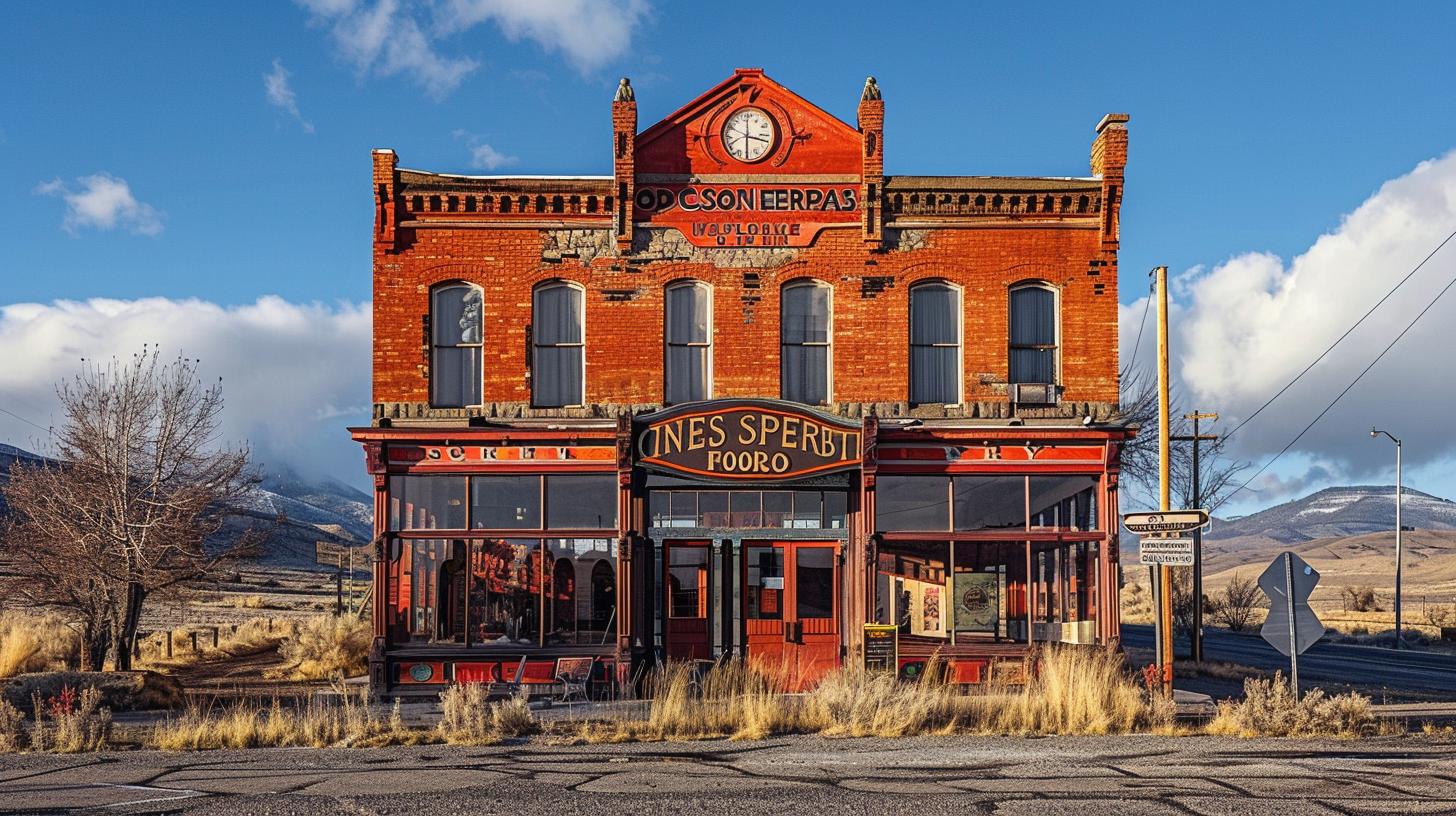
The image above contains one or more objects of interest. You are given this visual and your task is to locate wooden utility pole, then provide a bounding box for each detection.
[1174,412,1218,664]
[1155,265,1174,693]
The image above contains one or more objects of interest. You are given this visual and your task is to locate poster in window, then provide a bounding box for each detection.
[908,579,947,638]
[954,572,999,633]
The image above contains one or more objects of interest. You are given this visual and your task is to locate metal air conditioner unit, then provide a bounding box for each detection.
[1011,382,1058,407]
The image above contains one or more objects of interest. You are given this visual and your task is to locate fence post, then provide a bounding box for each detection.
[165,631,173,659]
[212,627,220,649]
[189,631,198,653]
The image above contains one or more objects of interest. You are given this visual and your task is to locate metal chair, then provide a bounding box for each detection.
[555,657,596,704]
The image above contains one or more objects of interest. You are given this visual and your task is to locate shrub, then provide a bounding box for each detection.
[271,615,370,681]
[29,686,112,752]
[1214,574,1262,633]
[0,699,24,752]
[1206,673,1375,738]
[437,684,539,744]
[1341,585,1378,613]
[0,612,80,677]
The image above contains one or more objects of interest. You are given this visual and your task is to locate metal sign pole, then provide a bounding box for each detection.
[1284,551,1298,698]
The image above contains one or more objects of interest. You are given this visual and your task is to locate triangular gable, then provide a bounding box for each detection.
[635,68,863,177]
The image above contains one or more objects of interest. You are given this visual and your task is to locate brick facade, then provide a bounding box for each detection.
[369,70,1127,424]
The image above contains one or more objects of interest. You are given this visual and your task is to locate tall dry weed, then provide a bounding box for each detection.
[28,687,111,753]
[437,683,540,744]
[0,612,80,677]
[1206,673,1375,738]
[150,691,427,750]
[0,700,25,752]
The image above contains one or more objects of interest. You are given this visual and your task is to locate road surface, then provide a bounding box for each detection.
[1122,623,1456,701]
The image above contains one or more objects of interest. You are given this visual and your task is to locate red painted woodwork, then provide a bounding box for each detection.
[743,541,839,690]
[663,540,712,661]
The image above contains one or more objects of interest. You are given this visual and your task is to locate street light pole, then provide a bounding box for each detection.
[1370,427,1403,649]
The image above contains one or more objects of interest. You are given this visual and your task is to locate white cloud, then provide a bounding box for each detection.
[0,297,372,486]
[1123,149,1456,502]
[453,129,517,170]
[264,58,315,133]
[33,173,164,236]
[296,0,648,98]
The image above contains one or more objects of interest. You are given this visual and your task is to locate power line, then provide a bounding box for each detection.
[1215,252,1456,511]
[1223,225,1456,443]
[0,405,52,436]
[1126,281,1154,374]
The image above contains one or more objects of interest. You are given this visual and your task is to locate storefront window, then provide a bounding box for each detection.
[796,547,835,619]
[470,476,541,529]
[1028,476,1099,529]
[545,474,618,529]
[668,547,709,619]
[875,540,1023,643]
[648,490,848,529]
[544,538,617,646]
[875,476,950,531]
[468,539,541,645]
[953,476,1026,530]
[389,476,467,530]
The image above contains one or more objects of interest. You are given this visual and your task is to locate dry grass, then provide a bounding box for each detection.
[437,684,540,744]
[138,617,289,671]
[0,700,24,752]
[0,612,80,677]
[269,615,370,681]
[1120,583,1155,625]
[1206,673,1376,738]
[27,687,112,752]
[571,646,1174,742]
[149,692,429,750]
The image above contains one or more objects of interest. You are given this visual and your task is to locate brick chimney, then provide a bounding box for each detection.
[858,76,884,247]
[372,149,398,250]
[612,78,637,254]
[1091,113,1129,252]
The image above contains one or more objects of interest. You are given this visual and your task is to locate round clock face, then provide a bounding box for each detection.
[722,108,775,163]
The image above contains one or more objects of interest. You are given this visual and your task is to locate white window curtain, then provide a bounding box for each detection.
[781,281,831,405]
[665,281,711,404]
[910,282,961,405]
[431,283,483,407]
[1009,285,1057,384]
[533,282,584,407]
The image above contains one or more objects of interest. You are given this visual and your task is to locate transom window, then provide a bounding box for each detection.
[1009,283,1058,385]
[430,283,482,407]
[909,281,962,405]
[665,280,712,404]
[780,280,832,405]
[532,282,585,407]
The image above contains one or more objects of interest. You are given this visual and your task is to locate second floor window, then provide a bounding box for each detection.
[430,283,482,407]
[781,280,832,405]
[1009,283,1058,384]
[665,280,711,404]
[910,281,962,405]
[533,282,585,407]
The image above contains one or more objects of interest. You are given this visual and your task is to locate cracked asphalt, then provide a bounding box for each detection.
[3,733,1456,815]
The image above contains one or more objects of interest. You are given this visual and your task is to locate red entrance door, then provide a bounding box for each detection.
[664,541,712,661]
[743,542,839,689]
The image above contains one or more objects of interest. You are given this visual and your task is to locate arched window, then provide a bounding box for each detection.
[430,283,482,407]
[781,280,832,405]
[532,282,585,407]
[1009,283,1059,384]
[910,281,962,405]
[665,281,712,404]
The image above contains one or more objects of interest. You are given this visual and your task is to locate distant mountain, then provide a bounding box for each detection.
[1207,485,1456,546]
[0,444,374,571]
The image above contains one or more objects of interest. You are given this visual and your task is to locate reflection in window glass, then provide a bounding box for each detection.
[762,491,792,527]
[471,476,540,529]
[796,547,835,618]
[953,476,1026,530]
[546,474,617,529]
[468,539,540,645]
[875,476,950,531]
[1028,476,1100,529]
[729,492,762,528]
[668,547,709,619]
[698,492,729,527]
[823,491,848,529]
[544,538,617,645]
[389,476,467,530]
[746,546,784,620]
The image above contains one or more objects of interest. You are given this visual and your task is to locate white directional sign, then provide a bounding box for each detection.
[1139,536,1195,566]
[1122,509,1209,534]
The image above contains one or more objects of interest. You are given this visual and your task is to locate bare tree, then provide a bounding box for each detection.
[1118,366,1249,511]
[0,349,265,670]
[1212,573,1261,633]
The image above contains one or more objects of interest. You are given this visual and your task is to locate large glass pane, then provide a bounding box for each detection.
[471,476,541,529]
[543,538,616,645]
[910,283,958,344]
[432,346,482,407]
[666,283,710,343]
[745,546,784,620]
[781,345,828,405]
[1010,286,1056,345]
[534,346,584,407]
[668,547,709,619]
[1028,476,1100,529]
[404,538,467,643]
[468,539,542,646]
[389,476,467,530]
[781,283,830,343]
[823,491,848,529]
[796,547,835,619]
[953,476,1026,530]
[763,491,792,527]
[546,474,617,529]
[875,475,950,531]
[698,492,728,527]
[665,345,708,404]
[910,345,958,405]
[534,284,582,344]
[729,491,763,527]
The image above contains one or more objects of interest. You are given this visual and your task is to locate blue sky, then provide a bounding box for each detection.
[3,2,1456,512]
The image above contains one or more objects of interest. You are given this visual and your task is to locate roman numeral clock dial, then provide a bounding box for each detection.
[722,108,775,163]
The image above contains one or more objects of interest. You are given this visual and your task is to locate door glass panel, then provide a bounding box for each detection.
[668,547,709,619]
[796,547,835,619]
[745,546,784,620]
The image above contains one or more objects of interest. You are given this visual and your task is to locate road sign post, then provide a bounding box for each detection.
[1259,551,1323,698]
[1124,504,1210,693]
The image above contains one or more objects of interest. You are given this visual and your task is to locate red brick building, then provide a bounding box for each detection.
[354,69,1132,696]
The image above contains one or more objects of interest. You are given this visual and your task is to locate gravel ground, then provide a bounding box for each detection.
[3,731,1456,814]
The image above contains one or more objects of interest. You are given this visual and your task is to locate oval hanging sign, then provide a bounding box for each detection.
[635,399,862,481]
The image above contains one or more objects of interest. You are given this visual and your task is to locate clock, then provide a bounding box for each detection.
[722,108,775,163]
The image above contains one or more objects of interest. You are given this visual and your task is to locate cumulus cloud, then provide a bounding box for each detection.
[1122,149,1456,502]
[33,174,163,236]
[453,129,517,170]
[295,0,648,97]
[0,297,371,486]
[264,58,315,133]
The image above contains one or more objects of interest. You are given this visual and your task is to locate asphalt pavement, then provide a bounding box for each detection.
[1122,623,1456,702]
[3,733,1456,814]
